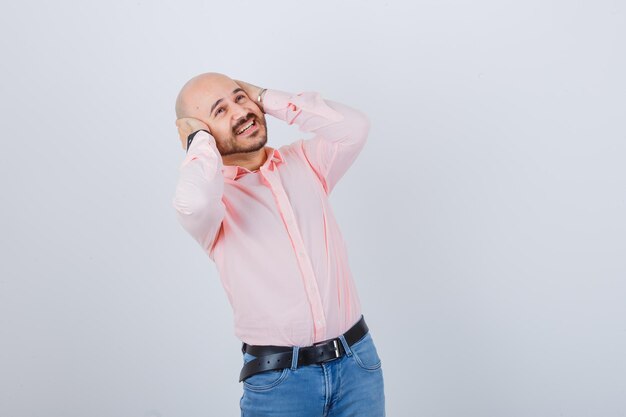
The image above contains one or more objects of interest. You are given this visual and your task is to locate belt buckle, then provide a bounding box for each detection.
[316,339,341,363]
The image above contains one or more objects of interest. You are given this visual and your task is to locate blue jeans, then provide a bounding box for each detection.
[239,331,386,416]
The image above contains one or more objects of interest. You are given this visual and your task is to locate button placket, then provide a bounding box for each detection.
[260,168,327,341]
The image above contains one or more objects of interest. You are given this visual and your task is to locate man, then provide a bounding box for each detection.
[172,72,385,416]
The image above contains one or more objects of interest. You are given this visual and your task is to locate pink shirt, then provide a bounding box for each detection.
[172,89,370,346]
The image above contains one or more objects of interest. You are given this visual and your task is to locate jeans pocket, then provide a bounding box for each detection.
[241,352,290,391]
[350,332,382,371]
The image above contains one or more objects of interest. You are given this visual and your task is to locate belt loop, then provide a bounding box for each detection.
[338,334,352,356]
[291,346,300,370]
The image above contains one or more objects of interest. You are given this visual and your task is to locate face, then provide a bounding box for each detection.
[183,76,268,157]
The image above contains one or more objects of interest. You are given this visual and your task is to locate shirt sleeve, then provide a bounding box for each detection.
[186,129,209,152]
[172,130,225,255]
[263,89,370,194]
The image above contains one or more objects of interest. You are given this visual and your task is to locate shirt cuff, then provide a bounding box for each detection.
[262,89,344,124]
[262,89,293,114]
[187,129,211,153]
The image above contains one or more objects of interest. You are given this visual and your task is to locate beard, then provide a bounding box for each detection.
[218,113,268,157]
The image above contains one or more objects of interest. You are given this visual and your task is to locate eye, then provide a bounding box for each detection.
[214,95,246,117]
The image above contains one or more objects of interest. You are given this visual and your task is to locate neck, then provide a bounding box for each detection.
[222,147,267,171]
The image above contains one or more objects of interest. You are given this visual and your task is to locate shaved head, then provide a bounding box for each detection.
[174,71,268,158]
[175,72,233,119]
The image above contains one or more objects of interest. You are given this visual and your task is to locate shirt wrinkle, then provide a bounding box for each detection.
[172,88,370,347]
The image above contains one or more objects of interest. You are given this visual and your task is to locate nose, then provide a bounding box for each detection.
[231,102,250,122]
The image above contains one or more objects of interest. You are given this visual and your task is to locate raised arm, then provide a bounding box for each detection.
[172,128,226,256]
[263,88,370,194]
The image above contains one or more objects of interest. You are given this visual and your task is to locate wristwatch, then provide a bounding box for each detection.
[186,129,210,153]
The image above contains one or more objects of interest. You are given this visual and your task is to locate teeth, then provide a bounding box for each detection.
[237,121,254,134]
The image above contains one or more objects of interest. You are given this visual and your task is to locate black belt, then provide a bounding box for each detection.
[239,315,369,382]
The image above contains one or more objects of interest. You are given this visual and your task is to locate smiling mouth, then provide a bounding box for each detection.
[236,119,258,136]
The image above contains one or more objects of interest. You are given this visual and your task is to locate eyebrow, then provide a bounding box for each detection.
[210,88,245,115]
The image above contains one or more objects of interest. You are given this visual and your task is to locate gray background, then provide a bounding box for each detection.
[1,0,625,416]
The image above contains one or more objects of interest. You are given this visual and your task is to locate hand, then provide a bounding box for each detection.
[233,79,265,113]
[175,117,210,151]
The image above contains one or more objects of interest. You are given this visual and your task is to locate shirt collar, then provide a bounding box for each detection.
[221,146,284,180]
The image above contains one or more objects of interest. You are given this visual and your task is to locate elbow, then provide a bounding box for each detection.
[172,196,226,251]
[350,109,370,147]
[172,173,225,217]
[360,112,371,140]
[172,194,207,216]
[322,99,371,146]
[172,194,224,223]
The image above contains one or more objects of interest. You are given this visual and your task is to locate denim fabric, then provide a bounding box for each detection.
[240,331,385,417]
